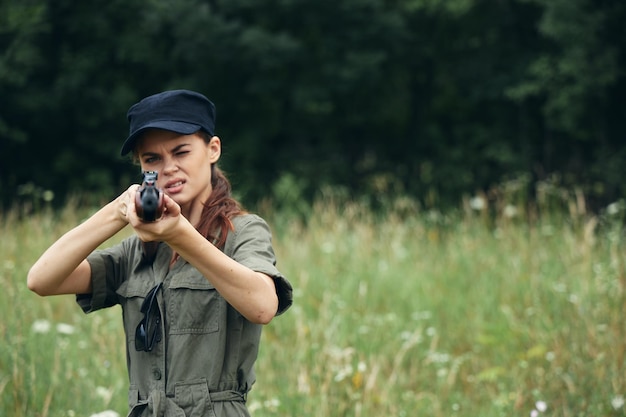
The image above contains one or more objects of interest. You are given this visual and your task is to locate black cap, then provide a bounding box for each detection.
[121,89,216,156]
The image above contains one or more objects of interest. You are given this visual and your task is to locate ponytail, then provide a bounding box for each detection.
[196,164,245,249]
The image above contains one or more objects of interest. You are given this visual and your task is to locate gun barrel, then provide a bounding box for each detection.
[136,171,164,222]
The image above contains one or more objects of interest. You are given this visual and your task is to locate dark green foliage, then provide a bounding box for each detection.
[1,0,625,210]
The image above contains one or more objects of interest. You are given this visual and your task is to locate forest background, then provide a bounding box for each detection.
[1,0,625,212]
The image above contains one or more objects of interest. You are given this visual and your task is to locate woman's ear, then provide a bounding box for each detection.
[208,136,221,163]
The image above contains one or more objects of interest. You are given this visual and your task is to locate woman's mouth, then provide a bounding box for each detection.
[164,180,185,193]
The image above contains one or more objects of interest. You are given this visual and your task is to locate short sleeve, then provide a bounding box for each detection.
[76,238,135,314]
[226,214,293,315]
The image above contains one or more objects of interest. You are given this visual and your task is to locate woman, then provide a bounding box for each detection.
[27,89,293,417]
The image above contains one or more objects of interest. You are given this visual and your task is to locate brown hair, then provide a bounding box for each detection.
[189,131,246,249]
[197,163,245,249]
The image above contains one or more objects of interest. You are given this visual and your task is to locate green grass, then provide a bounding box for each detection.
[1,194,626,417]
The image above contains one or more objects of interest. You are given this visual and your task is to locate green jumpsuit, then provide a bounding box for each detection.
[76,214,293,417]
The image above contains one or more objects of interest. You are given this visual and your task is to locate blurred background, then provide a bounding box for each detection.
[1,0,625,212]
[3,2,626,416]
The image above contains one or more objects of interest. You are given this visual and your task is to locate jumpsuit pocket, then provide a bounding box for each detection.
[127,387,187,417]
[116,279,155,303]
[167,271,221,335]
[174,378,217,417]
[116,279,155,344]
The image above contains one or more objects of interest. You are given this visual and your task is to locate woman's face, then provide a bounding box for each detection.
[135,129,221,216]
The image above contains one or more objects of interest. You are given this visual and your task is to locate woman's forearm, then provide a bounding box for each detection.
[27,201,128,296]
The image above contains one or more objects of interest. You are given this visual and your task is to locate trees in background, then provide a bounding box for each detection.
[1,0,624,210]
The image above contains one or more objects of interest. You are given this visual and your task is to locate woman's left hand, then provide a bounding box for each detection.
[128,189,184,242]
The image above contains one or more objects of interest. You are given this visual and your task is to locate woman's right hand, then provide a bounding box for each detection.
[116,184,140,223]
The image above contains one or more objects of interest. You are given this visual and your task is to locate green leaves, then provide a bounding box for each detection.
[511,0,620,137]
[1,0,625,210]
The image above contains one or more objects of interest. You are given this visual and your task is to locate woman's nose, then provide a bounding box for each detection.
[162,156,179,175]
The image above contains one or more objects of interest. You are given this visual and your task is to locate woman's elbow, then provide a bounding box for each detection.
[254,310,275,325]
[248,296,279,325]
[27,269,48,296]
[26,264,59,296]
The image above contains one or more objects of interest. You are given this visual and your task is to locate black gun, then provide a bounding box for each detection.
[135,171,164,222]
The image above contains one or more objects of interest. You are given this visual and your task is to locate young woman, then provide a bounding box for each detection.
[27,89,293,417]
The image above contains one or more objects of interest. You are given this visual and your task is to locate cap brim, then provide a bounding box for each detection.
[120,121,202,156]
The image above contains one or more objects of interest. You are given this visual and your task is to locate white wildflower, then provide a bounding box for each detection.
[31,319,51,334]
[612,395,625,410]
[607,202,621,215]
[95,386,113,403]
[247,401,262,413]
[334,365,353,382]
[535,401,547,412]
[400,331,423,344]
[428,351,450,364]
[503,205,518,218]
[56,323,76,335]
[89,411,120,417]
[297,372,311,394]
[469,196,486,210]
[263,398,280,410]
[42,190,55,202]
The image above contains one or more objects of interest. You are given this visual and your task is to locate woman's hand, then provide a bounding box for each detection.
[127,188,184,243]
[115,184,140,223]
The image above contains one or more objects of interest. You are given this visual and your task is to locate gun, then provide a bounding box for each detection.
[135,171,164,222]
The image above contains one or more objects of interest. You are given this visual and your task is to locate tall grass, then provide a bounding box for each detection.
[1,189,625,417]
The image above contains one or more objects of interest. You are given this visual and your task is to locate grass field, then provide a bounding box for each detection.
[1,191,625,417]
